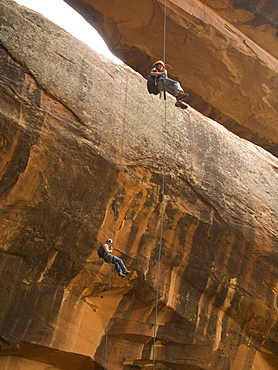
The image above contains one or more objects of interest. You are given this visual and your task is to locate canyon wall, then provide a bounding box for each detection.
[0,0,278,369]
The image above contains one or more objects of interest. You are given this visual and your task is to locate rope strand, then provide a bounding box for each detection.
[104,264,112,370]
[163,0,167,63]
[152,99,167,369]
[152,1,167,368]
[103,68,129,369]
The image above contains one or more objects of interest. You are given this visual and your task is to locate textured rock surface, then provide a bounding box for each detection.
[65,0,278,156]
[1,0,278,369]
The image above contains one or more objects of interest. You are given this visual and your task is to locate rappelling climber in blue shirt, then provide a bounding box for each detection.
[102,239,131,278]
[147,60,189,108]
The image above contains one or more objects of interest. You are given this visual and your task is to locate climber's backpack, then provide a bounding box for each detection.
[97,244,105,258]
[147,76,160,95]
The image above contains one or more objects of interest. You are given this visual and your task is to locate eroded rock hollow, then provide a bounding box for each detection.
[0,0,278,369]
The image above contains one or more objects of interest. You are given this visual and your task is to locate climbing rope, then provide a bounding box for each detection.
[163,0,167,63]
[152,0,167,368]
[104,264,112,370]
[103,68,129,370]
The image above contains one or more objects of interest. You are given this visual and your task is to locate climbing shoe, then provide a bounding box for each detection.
[118,272,126,277]
[175,91,189,101]
[123,270,131,275]
[175,101,188,109]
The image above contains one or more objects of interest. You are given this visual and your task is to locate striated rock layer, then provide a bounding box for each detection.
[65,0,278,156]
[1,0,278,369]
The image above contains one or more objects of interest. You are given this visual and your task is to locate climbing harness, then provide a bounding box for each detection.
[152,0,167,369]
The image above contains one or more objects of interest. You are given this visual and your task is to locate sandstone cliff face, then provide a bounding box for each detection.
[1,0,278,369]
[65,0,278,157]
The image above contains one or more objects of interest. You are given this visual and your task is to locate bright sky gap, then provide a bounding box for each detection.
[14,0,123,65]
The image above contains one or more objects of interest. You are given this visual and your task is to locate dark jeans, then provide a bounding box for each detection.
[156,76,183,96]
[104,254,127,273]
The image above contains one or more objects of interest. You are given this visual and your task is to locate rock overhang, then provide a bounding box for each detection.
[65,0,278,157]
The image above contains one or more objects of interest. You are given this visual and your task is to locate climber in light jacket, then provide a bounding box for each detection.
[147,60,189,104]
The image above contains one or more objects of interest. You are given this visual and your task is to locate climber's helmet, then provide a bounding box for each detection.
[153,60,165,68]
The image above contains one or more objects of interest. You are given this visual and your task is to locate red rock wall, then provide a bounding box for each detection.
[0,0,278,369]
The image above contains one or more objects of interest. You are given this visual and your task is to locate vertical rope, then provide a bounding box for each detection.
[104,264,112,370]
[120,69,129,169]
[163,0,167,63]
[113,69,129,226]
[103,68,129,370]
[152,1,167,368]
